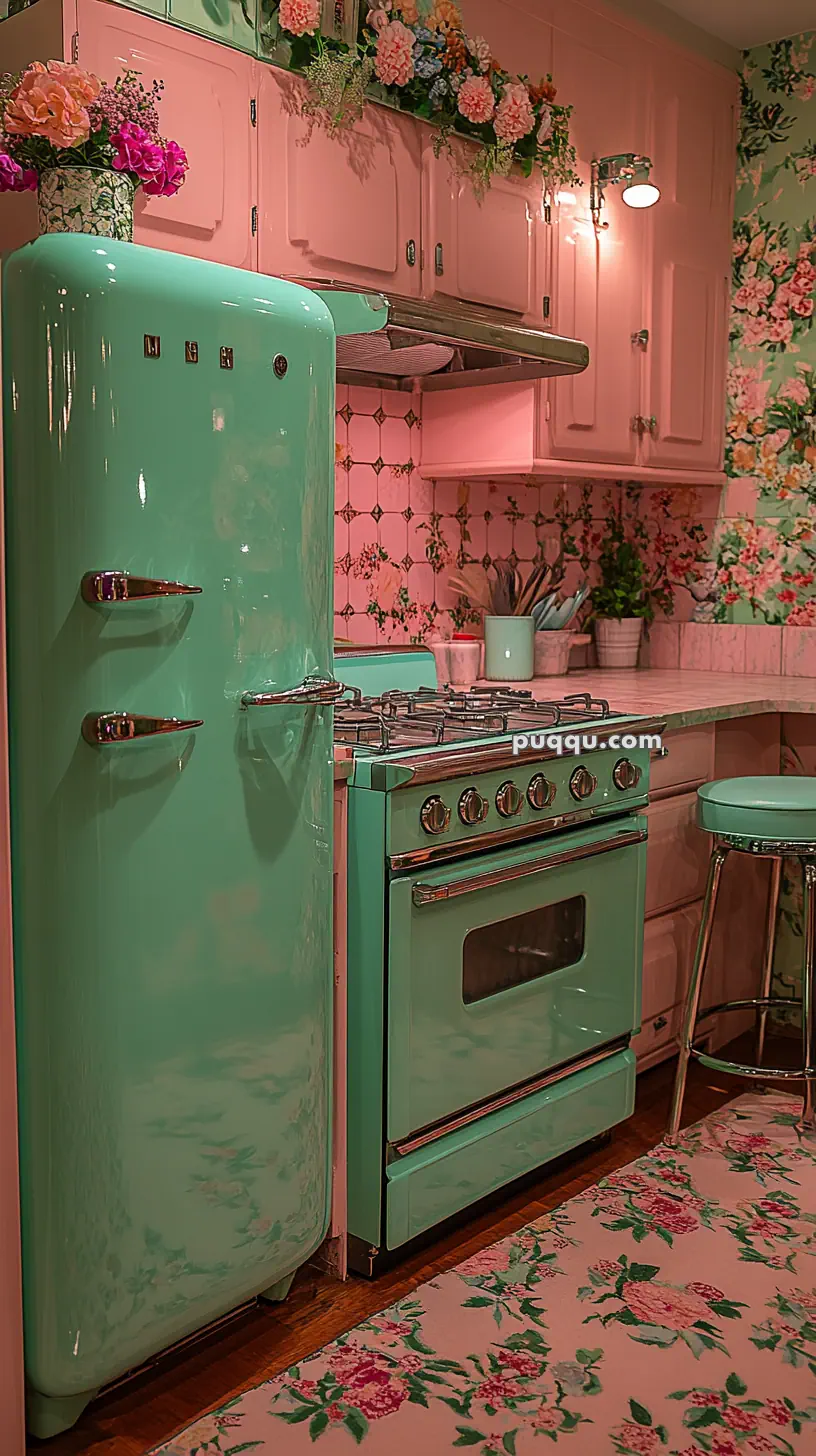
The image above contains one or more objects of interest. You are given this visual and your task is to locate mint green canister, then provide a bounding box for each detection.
[484,615,535,681]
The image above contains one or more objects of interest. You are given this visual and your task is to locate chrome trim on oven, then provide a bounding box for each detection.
[410,828,647,905]
[389,807,601,869]
[375,717,667,788]
[391,1040,629,1156]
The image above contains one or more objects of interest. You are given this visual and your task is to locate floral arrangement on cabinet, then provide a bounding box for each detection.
[266,0,578,193]
[0,62,187,238]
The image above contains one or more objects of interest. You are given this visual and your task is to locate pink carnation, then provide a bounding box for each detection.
[278,0,321,35]
[111,124,187,197]
[494,81,535,143]
[0,152,37,193]
[457,74,495,125]
[375,21,416,87]
[144,140,188,197]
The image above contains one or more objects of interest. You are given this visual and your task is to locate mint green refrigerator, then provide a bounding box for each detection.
[1,236,355,1438]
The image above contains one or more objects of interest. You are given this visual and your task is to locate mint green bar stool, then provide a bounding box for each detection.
[666,776,816,1144]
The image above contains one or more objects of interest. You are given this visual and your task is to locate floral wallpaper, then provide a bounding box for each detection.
[333,384,714,644]
[718,32,816,624]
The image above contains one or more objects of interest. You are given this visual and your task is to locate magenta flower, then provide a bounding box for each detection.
[142,140,188,198]
[110,121,164,183]
[0,151,37,193]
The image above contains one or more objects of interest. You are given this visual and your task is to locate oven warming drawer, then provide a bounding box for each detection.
[385,1047,635,1249]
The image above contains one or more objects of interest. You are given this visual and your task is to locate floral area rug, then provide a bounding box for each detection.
[154,1092,816,1455]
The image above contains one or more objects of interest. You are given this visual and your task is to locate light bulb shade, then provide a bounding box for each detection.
[622,180,660,209]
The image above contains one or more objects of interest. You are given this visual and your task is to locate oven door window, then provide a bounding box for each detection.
[463,896,586,1004]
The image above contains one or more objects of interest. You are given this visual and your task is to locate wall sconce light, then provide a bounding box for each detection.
[590,154,660,229]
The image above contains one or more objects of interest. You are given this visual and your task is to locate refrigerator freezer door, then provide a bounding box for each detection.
[3,237,335,1410]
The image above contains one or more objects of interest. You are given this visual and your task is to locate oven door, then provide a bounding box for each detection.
[386,814,647,1142]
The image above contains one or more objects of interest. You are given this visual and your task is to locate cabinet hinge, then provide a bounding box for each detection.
[250,98,257,126]
[544,398,551,421]
[543,202,551,225]
[251,205,258,236]
[71,31,79,62]
[542,295,551,321]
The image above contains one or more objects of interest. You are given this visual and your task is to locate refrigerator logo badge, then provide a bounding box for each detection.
[143,335,161,359]
[185,341,199,364]
[220,347,234,370]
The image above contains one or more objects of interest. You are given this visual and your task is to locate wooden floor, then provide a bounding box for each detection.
[29,1050,776,1454]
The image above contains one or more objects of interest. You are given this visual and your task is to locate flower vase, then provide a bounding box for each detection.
[594,617,644,669]
[37,167,134,241]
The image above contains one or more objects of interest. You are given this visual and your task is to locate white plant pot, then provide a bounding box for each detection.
[594,617,643,669]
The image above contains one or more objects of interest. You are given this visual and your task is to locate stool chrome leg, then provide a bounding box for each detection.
[666,844,729,1146]
[800,858,816,1135]
[757,856,782,1069]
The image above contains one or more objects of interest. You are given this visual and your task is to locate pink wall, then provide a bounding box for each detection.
[334,384,720,645]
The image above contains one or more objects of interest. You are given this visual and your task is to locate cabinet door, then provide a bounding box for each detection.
[548,26,649,465]
[257,69,421,294]
[168,0,257,53]
[76,0,254,269]
[422,138,543,318]
[643,57,736,471]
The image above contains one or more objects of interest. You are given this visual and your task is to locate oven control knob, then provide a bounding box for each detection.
[527,773,556,812]
[458,787,489,826]
[569,765,597,801]
[612,757,642,791]
[419,795,451,835]
[495,780,523,818]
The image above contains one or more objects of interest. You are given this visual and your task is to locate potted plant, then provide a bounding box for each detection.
[0,61,187,240]
[590,517,650,668]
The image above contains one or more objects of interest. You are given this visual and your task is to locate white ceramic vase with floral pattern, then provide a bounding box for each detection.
[37,167,134,242]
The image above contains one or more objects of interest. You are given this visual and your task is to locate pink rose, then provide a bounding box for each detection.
[497,1348,539,1377]
[711,1435,739,1456]
[689,1392,722,1407]
[592,1259,622,1279]
[352,1368,409,1419]
[474,1374,523,1406]
[0,152,37,192]
[533,1407,561,1430]
[494,81,535,143]
[366,6,391,32]
[725,1407,758,1431]
[458,1245,512,1275]
[686,1282,725,1303]
[768,319,794,344]
[778,376,810,405]
[634,1191,699,1234]
[457,74,496,125]
[621,1280,710,1330]
[375,20,415,87]
[762,1398,792,1426]
[4,60,101,149]
[278,0,321,36]
[615,1422,662,1454]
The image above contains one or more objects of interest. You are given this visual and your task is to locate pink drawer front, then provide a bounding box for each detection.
[645,791,711,917]
[650,725,714,798]
[640,902,703,1025]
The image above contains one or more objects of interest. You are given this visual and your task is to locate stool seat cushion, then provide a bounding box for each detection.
[697,775,816,842]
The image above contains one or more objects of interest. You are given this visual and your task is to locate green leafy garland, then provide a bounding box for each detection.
[265,0,579,194]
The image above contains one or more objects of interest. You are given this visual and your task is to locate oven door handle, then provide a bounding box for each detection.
[411,828,647,906]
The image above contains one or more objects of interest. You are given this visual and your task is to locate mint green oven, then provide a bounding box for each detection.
[387,816,647,1144]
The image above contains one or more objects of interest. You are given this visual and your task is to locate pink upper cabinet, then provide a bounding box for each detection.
[547,21,650,466]
[75,0,255,269]
[642,53,737,472]
[421,134,545,319]
[257,69,421,294]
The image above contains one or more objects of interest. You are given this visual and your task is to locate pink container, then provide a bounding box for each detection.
[449,640,482,687]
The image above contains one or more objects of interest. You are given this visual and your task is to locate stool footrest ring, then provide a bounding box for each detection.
[687,995,811,1082]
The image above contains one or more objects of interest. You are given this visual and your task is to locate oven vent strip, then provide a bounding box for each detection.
[410,827,647,904]
[390,1038,630,1158]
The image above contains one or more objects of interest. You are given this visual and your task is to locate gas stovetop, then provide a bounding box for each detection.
[335,687,627,755]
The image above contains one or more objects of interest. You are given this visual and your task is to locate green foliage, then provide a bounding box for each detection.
[590,513,651,622]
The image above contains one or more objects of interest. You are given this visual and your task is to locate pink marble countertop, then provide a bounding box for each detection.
[475,669,816,730]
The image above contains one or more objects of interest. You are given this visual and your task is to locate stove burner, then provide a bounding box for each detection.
[334,686,625,755]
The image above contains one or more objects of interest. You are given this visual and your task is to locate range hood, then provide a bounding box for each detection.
[295,279,589,393]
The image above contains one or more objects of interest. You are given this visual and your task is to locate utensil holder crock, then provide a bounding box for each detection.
[484,616,534,681]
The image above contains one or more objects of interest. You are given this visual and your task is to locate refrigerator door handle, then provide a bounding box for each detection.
[81,571,203,603]
[82,712,204,745]
[241,674,345,709]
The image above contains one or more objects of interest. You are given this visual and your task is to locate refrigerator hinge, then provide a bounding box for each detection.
[251,205,258,236]
[71,31,79,62]
[250,97,257,126]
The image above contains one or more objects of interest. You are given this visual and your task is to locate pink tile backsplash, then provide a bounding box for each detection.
[709,624,747,675]
[782,626,816,678]
[680,623,714,671]
[746,625,783,676]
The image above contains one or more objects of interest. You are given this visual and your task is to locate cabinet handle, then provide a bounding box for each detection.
[406,239,416,267]
[651,745,669,760]
[434,243,444,276]
[653,1015,669,1033]
[631,328,649,349]
[631,415,645,437]
[647,415,658,439]
[240,673,345,709]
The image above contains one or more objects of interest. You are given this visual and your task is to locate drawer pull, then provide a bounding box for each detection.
[653,1014,669,1033]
